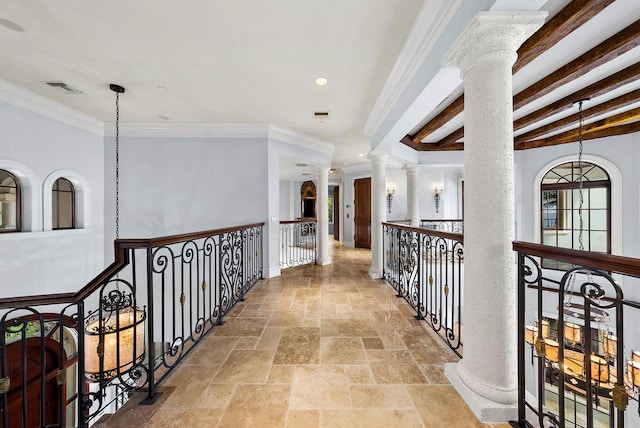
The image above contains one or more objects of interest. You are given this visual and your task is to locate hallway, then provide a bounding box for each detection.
[98,240,510,427]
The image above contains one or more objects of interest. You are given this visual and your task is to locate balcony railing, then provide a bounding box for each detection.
[420,219,464,234]
[382,222,464,357]
[514,241,640,428]
[279,220,316,269]
[0,222,263,427]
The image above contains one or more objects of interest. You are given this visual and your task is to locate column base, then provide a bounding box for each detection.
[445,363,517,423]
[316,258,332,266]
[368,267,383,279]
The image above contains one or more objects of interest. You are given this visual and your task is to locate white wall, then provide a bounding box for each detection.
[0,101,105,298]
[103,134,269,244]
[279,180,294,221]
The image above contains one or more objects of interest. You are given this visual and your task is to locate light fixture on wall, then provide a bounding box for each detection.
[386,186,395,213]
[433,185,443,213]
[85,84,146,383]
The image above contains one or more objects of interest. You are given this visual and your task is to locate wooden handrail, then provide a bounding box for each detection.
[0,222,265,309]
[279,219,317,224]
[383,222,463,243]
[512,241,640,278]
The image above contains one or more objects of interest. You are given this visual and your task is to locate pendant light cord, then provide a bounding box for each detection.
[577,100,584,252]
[115,90,120,241]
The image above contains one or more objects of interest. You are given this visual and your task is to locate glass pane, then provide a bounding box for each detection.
[572,209,589,230]
[56,178,73,192]
[584,165,609,181]
[542,232,557,246]
[558,209,572,229]
[572,188,588,208]
[58,192,73,228]
[52,192,58,227]
[557,231,572,249]
[590,210,607,230]
[590,231,608,252]
[574,232,588,250]
[590,187,607,209]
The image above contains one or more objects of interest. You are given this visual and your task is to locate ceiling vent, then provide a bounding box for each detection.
[296,163,308,167]
[44,81,82,94]
[313,111,329,119]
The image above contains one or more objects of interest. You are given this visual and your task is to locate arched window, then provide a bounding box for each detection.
[52,178,75,230]
[0,169,20,232]
[541,161,610,269]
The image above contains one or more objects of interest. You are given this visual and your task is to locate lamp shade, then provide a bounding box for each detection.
[603,334,617,358]
[633,350,640,363]
[85,305,146,382]
[627,360,640,388]
[525,325,538,345]
[535,319,550,339]
[545,339,559,363]
[590,355,609,383]
[564,322,581,345]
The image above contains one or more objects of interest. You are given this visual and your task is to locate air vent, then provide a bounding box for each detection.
[296,163,308,167]
[44,81,82,94]
[302,173,311,176]
[313,111,329,118]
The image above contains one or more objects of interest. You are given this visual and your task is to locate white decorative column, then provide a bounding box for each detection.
[315,165,331,265]
[404,165,421,227]
[0,193,17,228]
[442,11,546,422]
[368,152,388,278]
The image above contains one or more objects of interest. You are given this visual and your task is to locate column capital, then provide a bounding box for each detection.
[443,11,546,77]
[367,151,389,164]
[403,164,421,175]
[314,164,331,175]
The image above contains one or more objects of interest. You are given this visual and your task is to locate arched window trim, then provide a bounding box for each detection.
[43,170,91,231]
[533,155,622,256]
[0,160,41,233]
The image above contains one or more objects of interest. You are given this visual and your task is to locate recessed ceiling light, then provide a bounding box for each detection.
[0,18,24,32]
[157,85,167,91]
[314,76,328,86]
[358,153,364,157]
[158,115,170,120]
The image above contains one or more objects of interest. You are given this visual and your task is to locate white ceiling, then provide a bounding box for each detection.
[1,0,638,181]
[0,0,423,168]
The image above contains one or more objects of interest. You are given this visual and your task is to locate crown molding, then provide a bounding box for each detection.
[105,122,270,138]
[268,125,334,155]
[363,0,464,138]
[0,79,104,135]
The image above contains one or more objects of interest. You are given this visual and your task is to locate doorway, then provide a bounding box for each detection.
[301,181,316,218]
[354,177,371,249]
[333,186,340,241]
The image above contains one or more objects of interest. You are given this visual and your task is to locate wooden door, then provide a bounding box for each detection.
[354,178,371,249]
[333,186,340,241]
[3,337,64,428]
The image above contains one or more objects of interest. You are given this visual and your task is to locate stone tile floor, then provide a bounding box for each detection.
[97,240,511,427]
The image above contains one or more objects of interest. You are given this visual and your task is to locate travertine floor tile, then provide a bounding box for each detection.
[97,239,500,428]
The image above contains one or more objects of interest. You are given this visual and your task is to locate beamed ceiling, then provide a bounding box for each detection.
[402,0,640,152]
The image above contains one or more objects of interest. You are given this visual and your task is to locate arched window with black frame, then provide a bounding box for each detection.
[52,177,75,230]
[0,169,20,232]
[541,161,610,269]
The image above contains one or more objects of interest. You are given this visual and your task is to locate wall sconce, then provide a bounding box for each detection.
[386,186,395,213]
[433,185,443,213]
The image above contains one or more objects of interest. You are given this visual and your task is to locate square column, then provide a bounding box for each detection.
[442,11,546,423]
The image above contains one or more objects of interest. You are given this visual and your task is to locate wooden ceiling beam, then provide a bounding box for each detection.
[514,62,640,131]
[406,0,612,146]
[514,18,640,110]
[515,88,640,144]
[515,108,640,150]
[513,0,614,73]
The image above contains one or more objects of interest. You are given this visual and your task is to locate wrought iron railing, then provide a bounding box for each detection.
[279,220,316,269]
[382,222,464,357]
[420,219,464,233]
[514,241,640,428]
[0,222,263,427]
